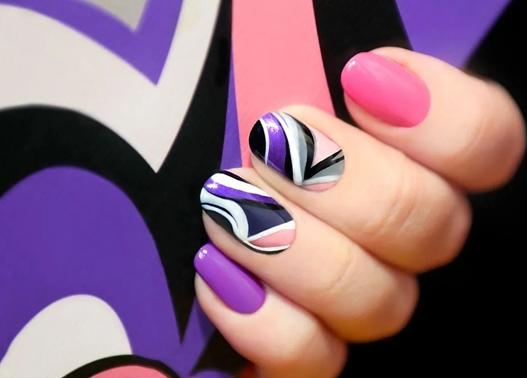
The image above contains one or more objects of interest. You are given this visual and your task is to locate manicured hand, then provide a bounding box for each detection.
[194,48,525,378]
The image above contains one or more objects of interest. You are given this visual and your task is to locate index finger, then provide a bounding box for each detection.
[341,47,525,191]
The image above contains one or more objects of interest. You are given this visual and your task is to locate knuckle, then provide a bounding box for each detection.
[310,239,355,301]
[428,194,472,270]
[354,275,419,341]
[359,154,421,243]
[486,83,526,186]
[380,282,419,338]
[354,149,471,272]
[389,276,420,333]
[410,189,471,272]
[447,84,494,166]
[448,81,525,189]
[264,322,319,369]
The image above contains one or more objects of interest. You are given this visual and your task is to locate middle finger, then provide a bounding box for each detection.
[248,107,471,272]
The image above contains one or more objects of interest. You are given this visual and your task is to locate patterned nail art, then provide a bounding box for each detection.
[200,171,295,254]
[249,111,345,191]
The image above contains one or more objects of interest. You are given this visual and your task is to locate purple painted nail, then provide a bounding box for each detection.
[194,243,265,314]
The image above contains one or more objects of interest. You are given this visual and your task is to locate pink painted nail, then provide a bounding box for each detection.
[341,52,430,127]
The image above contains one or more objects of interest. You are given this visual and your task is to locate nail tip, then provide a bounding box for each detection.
[236,300,265,315]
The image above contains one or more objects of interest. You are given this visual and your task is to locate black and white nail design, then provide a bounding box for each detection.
[249,112,344,191]
[200,171,295,254]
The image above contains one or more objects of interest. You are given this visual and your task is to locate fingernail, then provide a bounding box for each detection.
[249,111,344,191]
[341,52,430,127]
[194,243,265,314]
[200,171,295,254]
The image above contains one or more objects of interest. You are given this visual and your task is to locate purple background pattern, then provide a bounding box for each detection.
[221,60,242,169]
[395,0,511,67]
[0,167,221,377]
[0,0,183,83]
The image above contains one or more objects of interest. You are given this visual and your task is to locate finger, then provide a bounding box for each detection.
[200,170,418,341]
[248,109,471,272]
[340,47,525,191]
[194,246,347,378]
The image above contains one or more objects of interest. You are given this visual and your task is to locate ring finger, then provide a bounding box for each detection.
[199,169,418,341]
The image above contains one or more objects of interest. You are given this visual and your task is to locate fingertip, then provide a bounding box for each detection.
[340,47,525,191]
[473,82,526,190]
[340,49,431,128]
[196,281,347,378]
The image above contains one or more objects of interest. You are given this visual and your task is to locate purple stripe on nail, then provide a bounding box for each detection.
[194,243,265,314]
[204,178,280,206]
[260,113,288,175]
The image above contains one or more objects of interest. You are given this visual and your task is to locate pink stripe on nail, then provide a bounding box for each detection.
[303,182,337,191]
[250,229,296,248]
[310,127,341,165]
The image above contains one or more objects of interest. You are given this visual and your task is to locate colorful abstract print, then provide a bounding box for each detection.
[201,171,295,254]
[250,112,344,191]
[0,0,508,376]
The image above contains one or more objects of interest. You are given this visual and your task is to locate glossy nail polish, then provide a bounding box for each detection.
[194,243,265,314]
[200,171,295,254]
[341,52,430,127]
[249,111,344,191]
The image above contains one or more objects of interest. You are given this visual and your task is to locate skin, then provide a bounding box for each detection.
[195,48,526,378]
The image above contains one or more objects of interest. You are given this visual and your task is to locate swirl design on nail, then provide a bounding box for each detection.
[249,112,345,191]
[200,171,295,254]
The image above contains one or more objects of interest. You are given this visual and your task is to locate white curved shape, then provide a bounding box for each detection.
[0,295,131,378]
[0,0,221,171]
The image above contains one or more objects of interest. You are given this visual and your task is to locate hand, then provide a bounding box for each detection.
[194,48,525,378]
